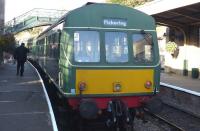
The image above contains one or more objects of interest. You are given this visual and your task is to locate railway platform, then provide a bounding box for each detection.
[0,62,57,131]
[161,72,200,94]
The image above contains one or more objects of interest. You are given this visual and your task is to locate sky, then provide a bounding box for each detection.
[5,0,106,22]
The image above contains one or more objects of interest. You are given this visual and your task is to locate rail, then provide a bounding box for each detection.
[144,108,185,131]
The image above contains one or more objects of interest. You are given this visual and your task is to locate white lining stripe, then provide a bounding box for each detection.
[29,62,58,131]
[64,26,156,32]
[160,82,200,97]
[0,101,16,103]
[0,112,47,116]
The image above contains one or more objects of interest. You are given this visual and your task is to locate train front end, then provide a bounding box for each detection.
[59,3,160,128]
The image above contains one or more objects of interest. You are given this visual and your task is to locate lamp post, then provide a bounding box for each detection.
[0,0,5,35]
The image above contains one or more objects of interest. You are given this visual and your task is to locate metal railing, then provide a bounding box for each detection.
[5,8,67,33]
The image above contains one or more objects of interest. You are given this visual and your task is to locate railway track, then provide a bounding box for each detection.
[143,97,200,131]
[144,108,184,131]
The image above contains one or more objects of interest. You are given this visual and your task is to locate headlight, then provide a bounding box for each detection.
[79,81,86,91]
[113,82,122,92]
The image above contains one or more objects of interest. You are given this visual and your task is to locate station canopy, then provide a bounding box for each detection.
[136,0,200,27]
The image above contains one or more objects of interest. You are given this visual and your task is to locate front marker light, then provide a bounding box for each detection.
[145,81,152,89]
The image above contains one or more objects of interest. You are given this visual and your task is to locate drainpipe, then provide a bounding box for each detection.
[177,26,188,76]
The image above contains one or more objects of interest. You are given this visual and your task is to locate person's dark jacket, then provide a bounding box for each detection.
[14,45,29,62]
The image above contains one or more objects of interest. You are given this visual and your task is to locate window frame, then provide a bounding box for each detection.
[70,29,156,66]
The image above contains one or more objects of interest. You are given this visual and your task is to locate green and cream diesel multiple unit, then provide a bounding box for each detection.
[32,3,160,130]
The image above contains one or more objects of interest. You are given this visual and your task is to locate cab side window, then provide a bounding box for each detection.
[132,33,153,63]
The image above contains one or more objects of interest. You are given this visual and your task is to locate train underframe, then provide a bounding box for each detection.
[67,96,151,131]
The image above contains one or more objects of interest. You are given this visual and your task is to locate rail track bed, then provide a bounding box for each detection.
[151,103,200,131]
[54,102,200,131]
[145,104,200,131]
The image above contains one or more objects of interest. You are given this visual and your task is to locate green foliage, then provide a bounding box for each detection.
[107,0,153,7]
[0,33,16,54]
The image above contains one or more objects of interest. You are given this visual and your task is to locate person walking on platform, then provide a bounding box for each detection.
[14,43,29,76]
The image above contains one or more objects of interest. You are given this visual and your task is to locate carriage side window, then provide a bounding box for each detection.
[74,31,100,62]
[132,33,153,62]
[105,32,128,63]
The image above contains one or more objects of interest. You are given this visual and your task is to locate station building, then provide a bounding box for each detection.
[136,0,200,77]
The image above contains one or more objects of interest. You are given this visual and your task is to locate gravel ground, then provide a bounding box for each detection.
[134,118,168,131]
[156,104,200,131]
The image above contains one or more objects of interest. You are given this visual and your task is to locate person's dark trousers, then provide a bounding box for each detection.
[17,60,25,76]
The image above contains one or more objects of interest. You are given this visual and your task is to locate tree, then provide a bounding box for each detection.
[107,0,153,7]
[0,33,16,53]
[0,33,16,63]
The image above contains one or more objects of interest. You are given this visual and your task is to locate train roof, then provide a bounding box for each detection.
[37,3,156,39]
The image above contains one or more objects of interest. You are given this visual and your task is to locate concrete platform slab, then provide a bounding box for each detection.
[161,73,200,93]
[0,62,55,131]
[0,113,52,131]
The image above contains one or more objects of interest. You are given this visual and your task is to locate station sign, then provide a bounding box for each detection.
[103,18,127,27]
